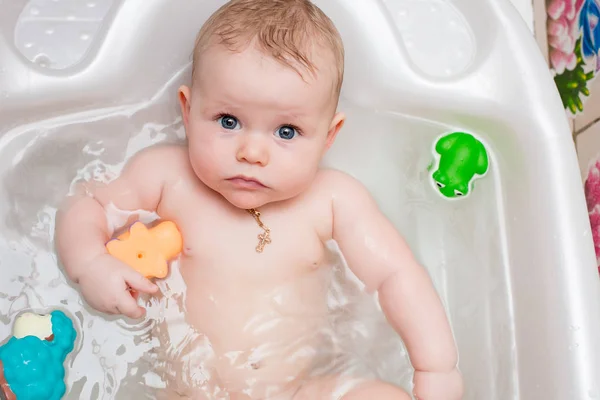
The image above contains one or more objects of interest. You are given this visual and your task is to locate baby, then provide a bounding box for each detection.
[55,0,464,399]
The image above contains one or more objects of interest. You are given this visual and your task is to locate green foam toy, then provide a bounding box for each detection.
[430,131,489,199]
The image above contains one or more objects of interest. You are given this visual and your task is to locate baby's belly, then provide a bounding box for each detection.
[181,261,331,398]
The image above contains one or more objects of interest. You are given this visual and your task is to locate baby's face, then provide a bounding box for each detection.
[179,43,344,209]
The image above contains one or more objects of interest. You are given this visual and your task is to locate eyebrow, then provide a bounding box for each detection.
[198,98,241,112]
[202,97,309,119]
[276,110,308,120]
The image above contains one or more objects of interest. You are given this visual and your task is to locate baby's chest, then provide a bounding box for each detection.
[186,219,321,261]
[174,212,325,280]
[160,184,330,276]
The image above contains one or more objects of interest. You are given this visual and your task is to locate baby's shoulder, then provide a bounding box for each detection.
[117,144,196,194]
[126,144,193,176]
[312,168,370,198]
[130,143,189,165]
[300,169,371,239]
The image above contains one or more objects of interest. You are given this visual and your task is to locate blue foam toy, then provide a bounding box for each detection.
[0,310,76,400]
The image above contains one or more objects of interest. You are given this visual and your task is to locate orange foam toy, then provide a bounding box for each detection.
[106,221,183,279]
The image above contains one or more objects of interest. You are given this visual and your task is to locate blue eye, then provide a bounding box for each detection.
[276,125,297,140]
[218,115,240,130]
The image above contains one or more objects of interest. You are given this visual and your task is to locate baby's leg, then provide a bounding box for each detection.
[160,389,209,400]
[150,312,222,399]
[293,376,410,400]
[161,383,229,400]
[339,380,411,400]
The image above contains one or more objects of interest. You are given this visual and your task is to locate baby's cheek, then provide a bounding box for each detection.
[278,161,318,195]
[188,147,218,185]
[190,138,216,165]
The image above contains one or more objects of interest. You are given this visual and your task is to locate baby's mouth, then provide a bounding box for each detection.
[227,176,268,190]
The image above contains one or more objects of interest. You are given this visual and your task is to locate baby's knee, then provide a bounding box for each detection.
[295,377,408,400]
[341,380,410,400]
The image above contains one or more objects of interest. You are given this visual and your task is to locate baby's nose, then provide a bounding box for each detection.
[236,134,269,166]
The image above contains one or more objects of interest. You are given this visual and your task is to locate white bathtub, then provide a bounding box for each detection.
[0,0,599,399]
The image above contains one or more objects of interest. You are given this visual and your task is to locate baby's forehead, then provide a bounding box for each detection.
[194,43,338,103]
[198,38,335,73]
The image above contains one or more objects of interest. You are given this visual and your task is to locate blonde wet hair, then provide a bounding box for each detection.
[192,0,345,95]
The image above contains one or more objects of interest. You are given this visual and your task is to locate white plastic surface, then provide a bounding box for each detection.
[0,0,599,399]
[13,0,115,69]
[508,0,534,31]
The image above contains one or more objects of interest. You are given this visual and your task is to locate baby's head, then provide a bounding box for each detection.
[178,0,345,209]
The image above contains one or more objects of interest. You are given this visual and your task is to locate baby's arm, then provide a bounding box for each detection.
[326,170,463,399]
[55,145,186,318]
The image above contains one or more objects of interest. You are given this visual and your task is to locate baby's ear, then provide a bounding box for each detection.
[325,112,345,150]
[178,85,192,128]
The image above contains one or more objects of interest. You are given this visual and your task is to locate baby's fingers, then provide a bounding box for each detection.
[123,268,159,294]
[116,293,146,319]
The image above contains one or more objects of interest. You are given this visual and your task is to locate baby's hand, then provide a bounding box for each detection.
[76,253,159,319]
[413,368,464,400]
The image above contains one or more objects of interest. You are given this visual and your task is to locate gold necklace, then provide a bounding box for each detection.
[246,208,271,253]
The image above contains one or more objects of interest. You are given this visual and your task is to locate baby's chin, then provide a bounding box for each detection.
[219,189,276,210]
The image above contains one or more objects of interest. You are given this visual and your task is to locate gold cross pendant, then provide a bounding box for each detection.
[256,229,271,253]
[247,208,272,253]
